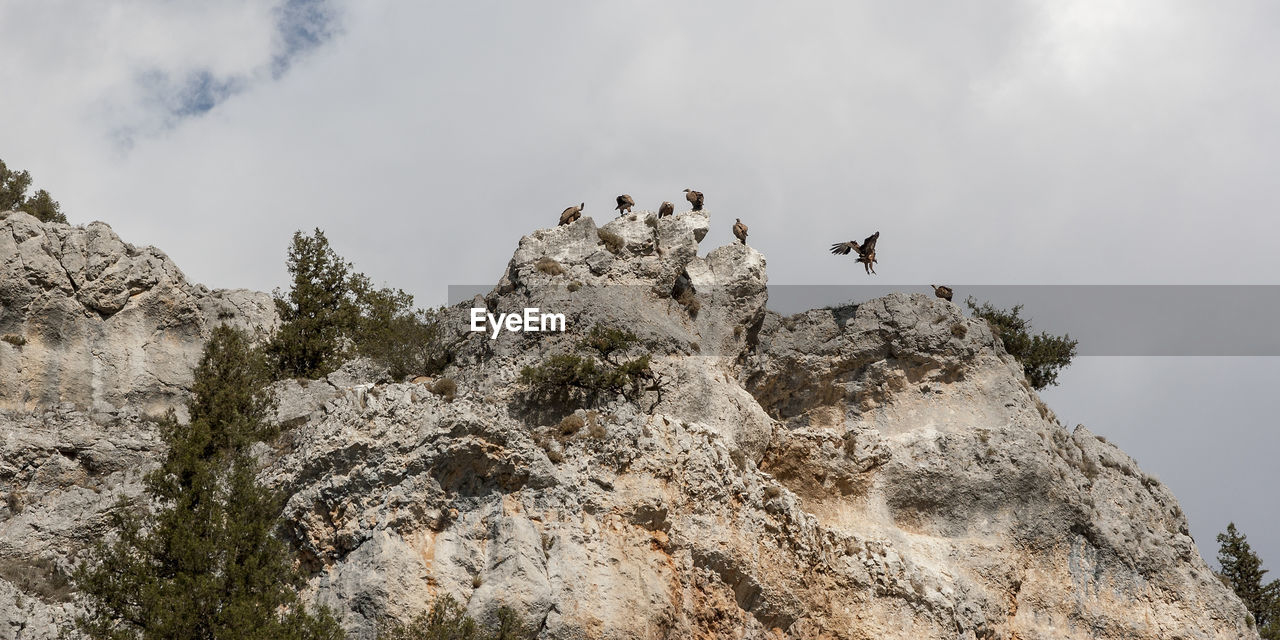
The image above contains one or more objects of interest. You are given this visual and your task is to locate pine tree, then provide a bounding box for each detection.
[0,160,33,211]
[1217,522,1280,637]
[0,158,67,223]
[267,229,359,379]
[74,325,342,640]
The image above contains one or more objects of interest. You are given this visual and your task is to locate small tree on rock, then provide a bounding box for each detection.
[268,229,360,379]
[0,158,67,223]
[350,274,451,380]
[965,297,1077,390]
[74,325,341,640]
[1217,522,1280,638]
[268,229,452,381]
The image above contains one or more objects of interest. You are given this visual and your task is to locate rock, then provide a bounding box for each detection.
[0,210,277,417]
[0,209,1258,639]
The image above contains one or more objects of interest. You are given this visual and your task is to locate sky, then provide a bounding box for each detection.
[1,1,1277,566]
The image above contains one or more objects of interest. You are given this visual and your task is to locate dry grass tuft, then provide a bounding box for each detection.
[430,377,457,401]
[598,230,625,255]
[558,413,585,436]
[535,257,565,276]
[677,288,701,317]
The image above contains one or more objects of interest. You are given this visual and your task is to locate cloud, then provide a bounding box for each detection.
[0,0,340,150]
[273,0,341,76]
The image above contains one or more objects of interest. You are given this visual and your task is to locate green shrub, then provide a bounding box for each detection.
[351,277,451,380]
[269,229,452,381]
[520,353,602,391]
[965,297,1076,390]
[578,324,638,362]
[1,334,25,346]
[377,595,529,640]
[0,159,66,223]
[520,324,651,404]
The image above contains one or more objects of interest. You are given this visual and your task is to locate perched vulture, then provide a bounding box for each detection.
[830,231,880,274]
[931,285,954,301]
[732,218,748,245]
[658,201,674,218]
[559,203,584,226]
[615,194,635,215]
[684,188,704,211]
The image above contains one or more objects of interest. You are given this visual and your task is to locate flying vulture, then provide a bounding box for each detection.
[559,203,584,226]
[684,188,704,211]
[830,231,880,275]
[615,194,635,216]
[931,285,953,301]
[658,201,674,218]
[733,218,748,245]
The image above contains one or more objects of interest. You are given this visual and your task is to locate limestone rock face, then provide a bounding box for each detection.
[0,208,1258,639]
[0,210,276,417]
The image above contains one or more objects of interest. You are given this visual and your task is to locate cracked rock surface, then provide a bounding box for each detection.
[0,210,276,417]
[0,208,1259,639]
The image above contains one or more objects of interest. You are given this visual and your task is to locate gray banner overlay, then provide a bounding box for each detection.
[448,285,1280,356]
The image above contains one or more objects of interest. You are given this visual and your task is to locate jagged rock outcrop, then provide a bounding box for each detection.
[0,210,276,417]
[0,207,1259,639]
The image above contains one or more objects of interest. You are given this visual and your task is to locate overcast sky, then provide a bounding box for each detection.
[2,1,1276,566]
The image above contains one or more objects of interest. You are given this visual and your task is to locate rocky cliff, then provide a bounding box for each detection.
[0,208,1258,639]
[0,210,276,417]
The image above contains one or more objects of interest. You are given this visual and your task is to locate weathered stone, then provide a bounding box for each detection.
[0,210,277,417]
[0,209,1258,640]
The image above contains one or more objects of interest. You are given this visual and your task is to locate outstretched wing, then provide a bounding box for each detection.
[860,232,879,256]
[830,240,860,256]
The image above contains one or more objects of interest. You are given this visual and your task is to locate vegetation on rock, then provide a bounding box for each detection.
[520,324,652,403]
[377,595,529,640]
[0,158,67,223]
[965,296,1077,390]
[269,229,450,381]
[1217,523,1280,638]
[74,325,341,639]
[351,274,451,381]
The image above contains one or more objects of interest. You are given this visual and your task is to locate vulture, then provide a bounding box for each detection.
[830,231,880,275]
[559,203,584,226]
[684,188,704,211]
[658,201,674,218]
[931,285,954,301]
[615,194,635,216]
[732,218,748,245]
